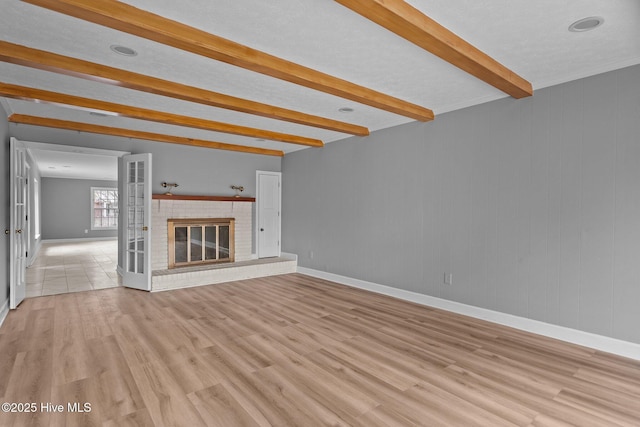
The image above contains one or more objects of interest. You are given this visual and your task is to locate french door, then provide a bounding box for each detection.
[9,137,27,309]
[120,153,152,290]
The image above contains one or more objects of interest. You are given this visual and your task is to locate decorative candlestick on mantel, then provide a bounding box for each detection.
[231,185,244,198]
[162,182,179,195]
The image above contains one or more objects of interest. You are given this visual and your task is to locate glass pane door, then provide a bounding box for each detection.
[191,226,203,262]
[127,160,145,274]
[9,138,27,309]
[219,225,230,260]
[121,153,151,290]
[205,226,217,260]
[167,219,234,268]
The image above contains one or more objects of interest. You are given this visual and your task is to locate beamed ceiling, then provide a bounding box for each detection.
[1,0,639,158]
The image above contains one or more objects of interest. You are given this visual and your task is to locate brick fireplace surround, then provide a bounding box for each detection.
[152,199,252,271]
[150,197,296,291]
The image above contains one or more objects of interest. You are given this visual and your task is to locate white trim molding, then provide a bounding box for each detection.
[41,237,118,243]
[297,267,640,361]
[0,299,9,330]
[27,238,42,267]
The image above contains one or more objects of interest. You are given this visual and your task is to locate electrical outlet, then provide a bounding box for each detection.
[444,273,453,285]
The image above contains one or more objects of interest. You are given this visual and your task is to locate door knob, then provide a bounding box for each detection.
[142,226,149,231]
[4,229,9,235]
[260,228,264,231]
[16,229,22,234]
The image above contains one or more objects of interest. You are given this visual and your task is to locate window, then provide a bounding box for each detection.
[91,187,118,230]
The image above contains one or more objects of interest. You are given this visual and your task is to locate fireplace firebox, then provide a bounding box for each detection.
[168,218,235,268]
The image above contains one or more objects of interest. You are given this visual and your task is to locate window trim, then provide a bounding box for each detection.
[91,187,119,230]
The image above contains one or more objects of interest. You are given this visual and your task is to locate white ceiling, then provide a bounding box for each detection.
[29,149,118,180]
[22,141,126,181]
[1,0,639,160]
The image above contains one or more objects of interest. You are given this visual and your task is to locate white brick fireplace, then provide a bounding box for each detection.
[150,197,296,291]
[151,199,252,271]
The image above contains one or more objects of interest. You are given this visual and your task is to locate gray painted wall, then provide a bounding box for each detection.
[0,104,9,310]
[282,64,640,344]
[41,178,118,240]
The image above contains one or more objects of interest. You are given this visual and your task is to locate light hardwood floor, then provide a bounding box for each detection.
[1,273,639,426]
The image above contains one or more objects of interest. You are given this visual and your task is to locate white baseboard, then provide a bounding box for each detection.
[42,237,118,243]
[297,267,640,361]
[0,299,9,330]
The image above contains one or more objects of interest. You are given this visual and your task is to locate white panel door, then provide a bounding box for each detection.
[9,137,27,309]
[121,153,152,290]
[257,171,281,258]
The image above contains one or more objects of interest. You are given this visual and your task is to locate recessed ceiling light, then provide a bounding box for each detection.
[90,111,109,117]
[568,16,604,32]
[338,107,354,113]
[63,165,71,168]
[255,138,266,142]
[48,166,56,169]
[110,44,138,56]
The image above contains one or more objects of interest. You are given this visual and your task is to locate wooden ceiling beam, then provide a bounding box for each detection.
[21,0,434,121]
[335,0,533,99]
[9,114,284,157]
[0,41,369,136]
[0,82,323,147]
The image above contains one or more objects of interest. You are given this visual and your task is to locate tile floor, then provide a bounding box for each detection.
[26,239,121,298]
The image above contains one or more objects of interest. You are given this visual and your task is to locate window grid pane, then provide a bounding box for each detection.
[92,188,119,229]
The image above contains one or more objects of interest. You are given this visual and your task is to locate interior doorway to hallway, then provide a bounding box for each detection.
[11,139,127,303]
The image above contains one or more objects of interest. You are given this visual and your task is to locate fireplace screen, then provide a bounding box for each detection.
[168,218,234,268]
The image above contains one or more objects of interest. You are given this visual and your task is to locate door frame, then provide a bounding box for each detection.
[9,141,129,305]
[24,162,31,263]
[256,170,282,258]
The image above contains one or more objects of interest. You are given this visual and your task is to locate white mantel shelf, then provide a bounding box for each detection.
[152,194,255,202]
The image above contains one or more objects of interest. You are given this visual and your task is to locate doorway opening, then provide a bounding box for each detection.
[12,140,128,302]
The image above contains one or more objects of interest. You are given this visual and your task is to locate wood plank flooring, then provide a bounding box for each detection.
[1,273,639,426]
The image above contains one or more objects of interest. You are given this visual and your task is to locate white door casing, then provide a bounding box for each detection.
[120,153,152,290]
[25,162,31,263]
[9,137,27,309]
[256,171,281,258]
